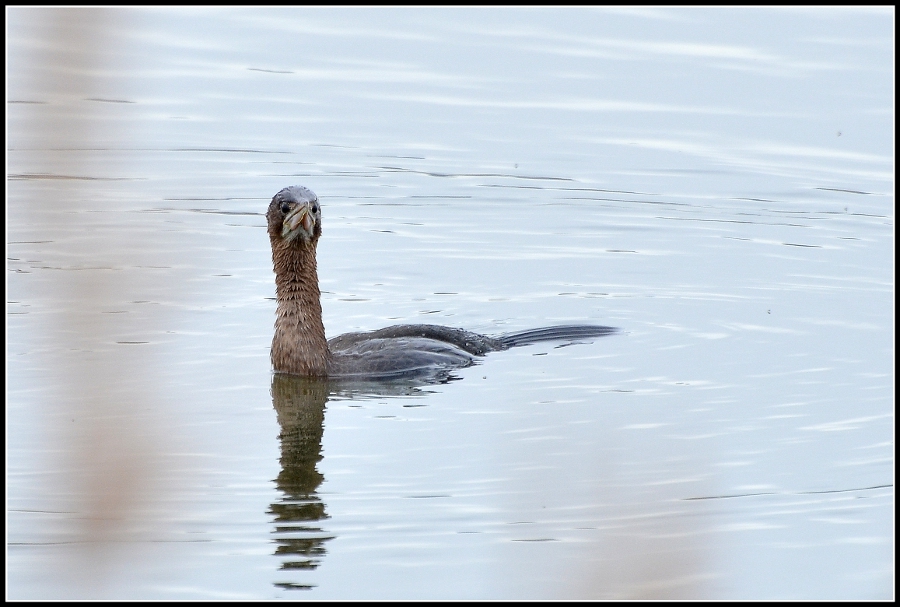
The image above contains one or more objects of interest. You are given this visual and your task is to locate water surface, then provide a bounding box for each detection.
[6,7,893,599]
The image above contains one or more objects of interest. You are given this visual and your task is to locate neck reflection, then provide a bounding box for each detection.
[269,374,332,591]
[268,371,456,591]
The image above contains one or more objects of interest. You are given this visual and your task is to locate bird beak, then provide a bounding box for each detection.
[282,204,313,242]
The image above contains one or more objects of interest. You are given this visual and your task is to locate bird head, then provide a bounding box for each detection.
[267,185,322,245]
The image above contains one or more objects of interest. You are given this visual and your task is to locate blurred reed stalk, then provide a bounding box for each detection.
[13,7,174,594]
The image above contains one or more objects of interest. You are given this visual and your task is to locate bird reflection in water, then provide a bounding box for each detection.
[268,372,445,590]
[269,374,332,591]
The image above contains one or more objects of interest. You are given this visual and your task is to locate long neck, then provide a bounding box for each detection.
[271,238,331,376]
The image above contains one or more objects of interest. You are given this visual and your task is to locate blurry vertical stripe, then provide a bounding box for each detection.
[15,7,173,594]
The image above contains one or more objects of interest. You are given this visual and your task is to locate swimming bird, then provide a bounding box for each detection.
[267,185,617,379]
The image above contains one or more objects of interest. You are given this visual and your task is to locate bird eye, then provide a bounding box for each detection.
[311,202,320,214]
[280,203,290,214]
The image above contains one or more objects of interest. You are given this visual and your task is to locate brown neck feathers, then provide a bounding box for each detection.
[270,236,331,376]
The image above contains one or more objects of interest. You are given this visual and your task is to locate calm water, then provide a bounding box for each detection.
[6,7,893,599]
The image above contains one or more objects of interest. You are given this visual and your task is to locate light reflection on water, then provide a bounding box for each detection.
[7,6,893,600]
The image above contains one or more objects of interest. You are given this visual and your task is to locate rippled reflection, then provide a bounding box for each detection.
[268,372,452,590]
[269,375,333,589]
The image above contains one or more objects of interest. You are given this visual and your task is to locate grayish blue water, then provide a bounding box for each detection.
[6,7,893,599]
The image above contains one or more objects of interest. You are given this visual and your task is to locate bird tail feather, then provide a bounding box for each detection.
[497,325,618,349]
